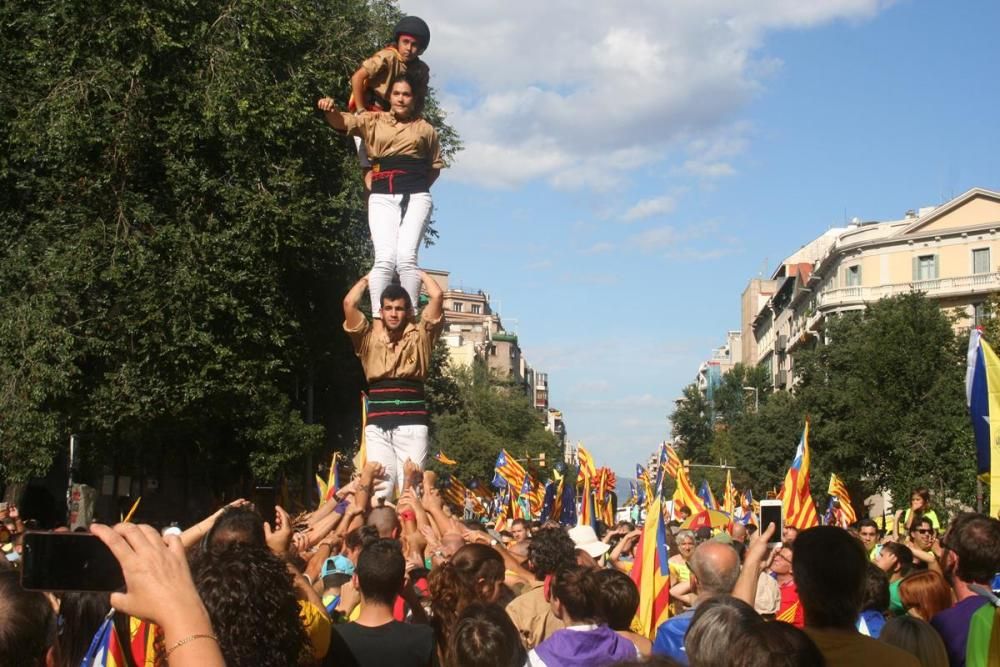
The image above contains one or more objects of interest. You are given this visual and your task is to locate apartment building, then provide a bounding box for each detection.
[425,268,561,421]
[751,188,1000,385]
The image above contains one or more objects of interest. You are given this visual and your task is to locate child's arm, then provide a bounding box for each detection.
[351,66,370,112]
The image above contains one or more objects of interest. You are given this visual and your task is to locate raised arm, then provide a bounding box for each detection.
[419,270,443,322]
[733,522,776,607]
[343,274,370,330]
[316,97,349,132]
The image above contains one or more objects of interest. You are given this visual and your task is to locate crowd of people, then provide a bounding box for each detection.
[1,477,998,667]
[2,12,1000,667]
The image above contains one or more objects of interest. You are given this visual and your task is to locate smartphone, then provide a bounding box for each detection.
[759,500,784,547]
[21,532,125,592]
[254,486,277,511]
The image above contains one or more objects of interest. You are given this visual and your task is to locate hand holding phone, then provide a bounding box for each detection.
[758,500,784,548]
[21,532,125,591]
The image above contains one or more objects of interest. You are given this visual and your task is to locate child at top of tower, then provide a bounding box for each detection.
[349,16,431,115]
[348,16,431,189]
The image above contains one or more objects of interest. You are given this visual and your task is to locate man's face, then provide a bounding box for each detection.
[910,522,934,550]
[782,526,799,544]
[859,526,878,551]
[511,523,528,542]
[381,298,409,331]
[770,547,793,575]
[397,34,420,61]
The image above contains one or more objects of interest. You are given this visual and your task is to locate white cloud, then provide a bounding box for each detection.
[407,0,889,188]
[623,195,679,222]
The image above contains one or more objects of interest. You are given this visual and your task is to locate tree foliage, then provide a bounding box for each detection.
[428,362,563,488]
[669,293,976,513]
[795,293,976,510]
[0,0,459,494]
[670,383,713,465]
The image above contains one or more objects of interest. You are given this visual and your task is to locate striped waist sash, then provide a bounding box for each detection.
[367,380,428,428]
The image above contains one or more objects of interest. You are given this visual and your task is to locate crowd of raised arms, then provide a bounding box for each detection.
[2,477,999,667]
[3,13,1000,667]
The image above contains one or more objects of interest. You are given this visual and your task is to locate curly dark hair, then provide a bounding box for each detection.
[192,543,309,667]
[527,527,576,578]
[429,543,505,647]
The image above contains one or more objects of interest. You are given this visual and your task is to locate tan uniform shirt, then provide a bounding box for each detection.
[343,315,443,383]
[360,48,430,105]
[803,627,921,667]
[340,112,443,169]
[506,580,567,650]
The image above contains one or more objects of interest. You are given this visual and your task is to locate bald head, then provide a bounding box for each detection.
[731,523,748,544]
[689,541,741,599]
[366,507,401,539]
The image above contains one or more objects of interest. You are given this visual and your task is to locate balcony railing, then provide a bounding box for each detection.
[817,271,1000,309]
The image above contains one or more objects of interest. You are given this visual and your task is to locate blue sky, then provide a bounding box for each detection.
[408,0,1000,476]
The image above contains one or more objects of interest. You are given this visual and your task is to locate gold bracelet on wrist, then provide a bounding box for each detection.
[165,633,219,659]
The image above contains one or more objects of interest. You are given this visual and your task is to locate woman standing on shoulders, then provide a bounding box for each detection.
[317,74,443,318]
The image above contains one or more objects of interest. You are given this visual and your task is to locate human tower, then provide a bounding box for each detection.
[316,16,446,501]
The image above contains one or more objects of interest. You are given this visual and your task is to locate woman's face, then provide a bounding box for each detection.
[911,494,927,511]
[390,81,416,118]
[678,538,695,559]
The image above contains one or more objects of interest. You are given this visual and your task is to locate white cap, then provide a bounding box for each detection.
[568,525,611,558]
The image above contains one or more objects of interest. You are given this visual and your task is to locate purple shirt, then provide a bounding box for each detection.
[531,624,637,667]
[930,595,989,667]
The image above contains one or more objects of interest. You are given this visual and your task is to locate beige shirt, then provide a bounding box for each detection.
[341,112,443,169]
[803,627,921,667]
[343,315,443,383]
[359,48,430,105]
[506,580,567,650]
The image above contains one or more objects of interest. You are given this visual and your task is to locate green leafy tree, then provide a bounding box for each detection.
[711,363,771,426]
[669,383,714,465]
[0,0,459,503]
[425,338,463,417]
[794,293,976,510]
[728,390,804,493]
[429,362,562,488]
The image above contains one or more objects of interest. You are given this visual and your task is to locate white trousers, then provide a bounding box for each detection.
[364,423,428,499]
[368,192,433,317]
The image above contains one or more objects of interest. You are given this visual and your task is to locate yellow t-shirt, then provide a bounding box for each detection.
[299,600,332,660]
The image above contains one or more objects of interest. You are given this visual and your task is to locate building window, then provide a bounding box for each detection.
[471,304,481,314]
[974,303,986,326]
[913,254,938,281]
[452,302,463,313]
[844,265,861,287]
[973,248,991,275]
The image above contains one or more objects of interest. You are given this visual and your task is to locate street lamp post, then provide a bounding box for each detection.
[742,386,759,413]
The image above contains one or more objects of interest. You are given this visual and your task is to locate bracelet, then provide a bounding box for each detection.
[165,633,219,659]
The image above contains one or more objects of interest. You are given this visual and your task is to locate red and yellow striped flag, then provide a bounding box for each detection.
[827,473,857,525]
[671,462,706,519]
[782,421,820,529]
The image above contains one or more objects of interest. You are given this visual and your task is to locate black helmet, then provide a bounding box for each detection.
[394,16,430,53]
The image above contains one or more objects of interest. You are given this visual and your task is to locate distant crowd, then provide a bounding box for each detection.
[1,478,998,667]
